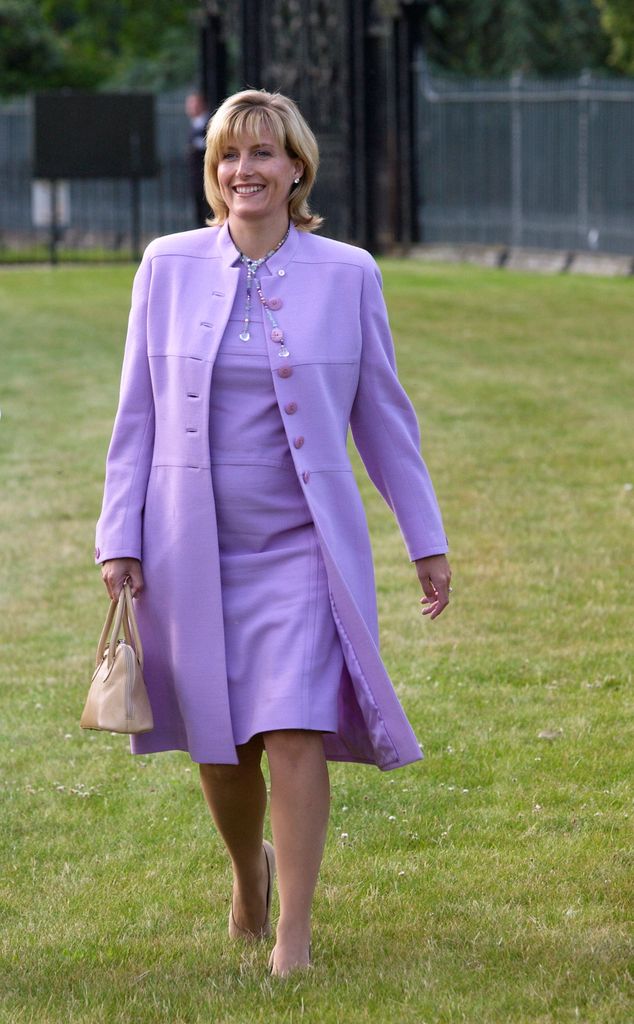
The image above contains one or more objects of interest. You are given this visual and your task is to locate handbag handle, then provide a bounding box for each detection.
[94,581,144,671]
[122,580,144,671]
[94,593,121,670]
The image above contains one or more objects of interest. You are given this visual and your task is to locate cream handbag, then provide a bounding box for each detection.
[81,581,154,734]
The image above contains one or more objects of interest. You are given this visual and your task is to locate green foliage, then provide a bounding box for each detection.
[0,0,199,96]
[40,0,199,59]
[0,1,627,97]
[104,25,201,92]
[423,0,612,77]
[0,262,632,1022]
[0,0,97,95]
[594,0,634,73]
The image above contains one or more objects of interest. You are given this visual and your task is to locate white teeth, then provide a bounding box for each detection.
[235,185,264,194]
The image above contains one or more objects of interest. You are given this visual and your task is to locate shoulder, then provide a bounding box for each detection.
[142,227,220,262]
[293,230,379,275]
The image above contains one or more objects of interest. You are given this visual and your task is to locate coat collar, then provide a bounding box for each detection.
[216,219,300,274]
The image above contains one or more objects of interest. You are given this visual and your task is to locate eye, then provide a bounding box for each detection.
[222,152,238,160]
[255,149,272,157]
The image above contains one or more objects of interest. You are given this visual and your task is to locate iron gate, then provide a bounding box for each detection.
[0,2,422,260]
[199,0,422,252]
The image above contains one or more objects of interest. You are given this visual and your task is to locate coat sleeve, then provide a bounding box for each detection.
[349,255,448,562]
[94,250,155,564]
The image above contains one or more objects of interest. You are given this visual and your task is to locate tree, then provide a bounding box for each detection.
[0,0,96,95]
[0,0,200,96]
[420,0,612,77]
[594,0,634,74]
[40,0,200,90]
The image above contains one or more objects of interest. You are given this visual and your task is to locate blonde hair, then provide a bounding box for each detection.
[204,89,323,232]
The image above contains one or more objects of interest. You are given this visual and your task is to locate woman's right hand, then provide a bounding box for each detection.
[100,558,144,601]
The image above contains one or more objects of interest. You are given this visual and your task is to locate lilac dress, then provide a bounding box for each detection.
[209,261,344,746]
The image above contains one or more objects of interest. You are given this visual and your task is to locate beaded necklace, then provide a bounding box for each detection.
[237,226,290,358]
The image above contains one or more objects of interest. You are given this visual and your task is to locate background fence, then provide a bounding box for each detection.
[417,71,634,255]
[2,73,634,260]
[0,92,193,259]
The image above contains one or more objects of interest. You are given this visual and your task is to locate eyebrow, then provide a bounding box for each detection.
[223,140,276,151]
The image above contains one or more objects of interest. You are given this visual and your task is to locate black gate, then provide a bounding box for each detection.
[199,0,422,253]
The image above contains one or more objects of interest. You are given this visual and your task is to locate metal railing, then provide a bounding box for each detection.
[3,72,634,260]
[416,70,634,255]
[0,93,194,260]
[0,91,355,261]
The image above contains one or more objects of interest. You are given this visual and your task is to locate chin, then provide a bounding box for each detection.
[232,207,271,221]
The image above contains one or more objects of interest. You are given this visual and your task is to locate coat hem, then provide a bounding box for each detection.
[127,738,421,770]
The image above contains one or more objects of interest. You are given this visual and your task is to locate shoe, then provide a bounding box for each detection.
[228,839,276,941]
[267,942,313,977]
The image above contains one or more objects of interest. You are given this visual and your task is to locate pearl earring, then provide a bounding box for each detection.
[294,177,301,184]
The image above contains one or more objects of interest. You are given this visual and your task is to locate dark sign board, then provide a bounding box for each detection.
[34,93,157,179]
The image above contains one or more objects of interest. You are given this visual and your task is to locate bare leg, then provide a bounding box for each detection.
[198,734,270,933]
[264,729,330,975]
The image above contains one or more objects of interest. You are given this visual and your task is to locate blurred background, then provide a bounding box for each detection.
[1,0,634,262]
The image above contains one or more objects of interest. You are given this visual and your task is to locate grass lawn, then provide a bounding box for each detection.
[0,259,631,1024]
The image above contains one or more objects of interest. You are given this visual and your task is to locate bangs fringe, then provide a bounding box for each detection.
[212,107,288,159]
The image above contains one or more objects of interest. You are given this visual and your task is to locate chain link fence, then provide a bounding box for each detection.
[416,71,634,255]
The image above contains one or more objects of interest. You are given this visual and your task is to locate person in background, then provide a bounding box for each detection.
[96,89,452,979]
[185,91,210,227]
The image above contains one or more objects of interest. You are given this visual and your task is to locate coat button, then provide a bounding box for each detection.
[94,546,101,560]
[293,436,305,449]
[277,366,293,378]
[284,401,297,414]
[277,269,286,277]
[268,297,282,310]
[302,471,310,483]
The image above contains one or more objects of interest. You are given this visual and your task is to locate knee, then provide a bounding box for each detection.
[263,729,324,770]
[198,736,263,784]
[199,761,246,786]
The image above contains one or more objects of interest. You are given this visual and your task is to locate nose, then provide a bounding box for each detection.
[236,152,254,177]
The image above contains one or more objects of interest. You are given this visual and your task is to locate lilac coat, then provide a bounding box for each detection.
[95,222,448,770]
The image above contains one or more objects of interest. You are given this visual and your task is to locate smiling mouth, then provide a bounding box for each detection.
[234,185,265,195]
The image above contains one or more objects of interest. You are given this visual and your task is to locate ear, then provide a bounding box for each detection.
[294,160,305,180]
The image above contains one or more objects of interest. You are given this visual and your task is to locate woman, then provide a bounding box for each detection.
[96,89,451,977]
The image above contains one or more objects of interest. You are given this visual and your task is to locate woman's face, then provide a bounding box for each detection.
[216,132,303,227]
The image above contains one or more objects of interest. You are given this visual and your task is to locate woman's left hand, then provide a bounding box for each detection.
[415,554,452,620]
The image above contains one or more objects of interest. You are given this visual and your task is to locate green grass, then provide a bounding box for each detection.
[0,261,632,1023]
[0,246,136,264]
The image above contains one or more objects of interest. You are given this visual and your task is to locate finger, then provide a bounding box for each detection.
[103,571,126,602]
[420,579,451,618]
[418,578,436,615]
[430,571,451,603]
[101,569,116,602]
[118,573,141,600]
[428,585,450,618]
[419,575,437,601]
[432,584,450,608]
[420,595,439,617]
[127,567,144,598]
[428,597,448,619]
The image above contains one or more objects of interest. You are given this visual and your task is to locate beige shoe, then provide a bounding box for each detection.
[228,839,276,940]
